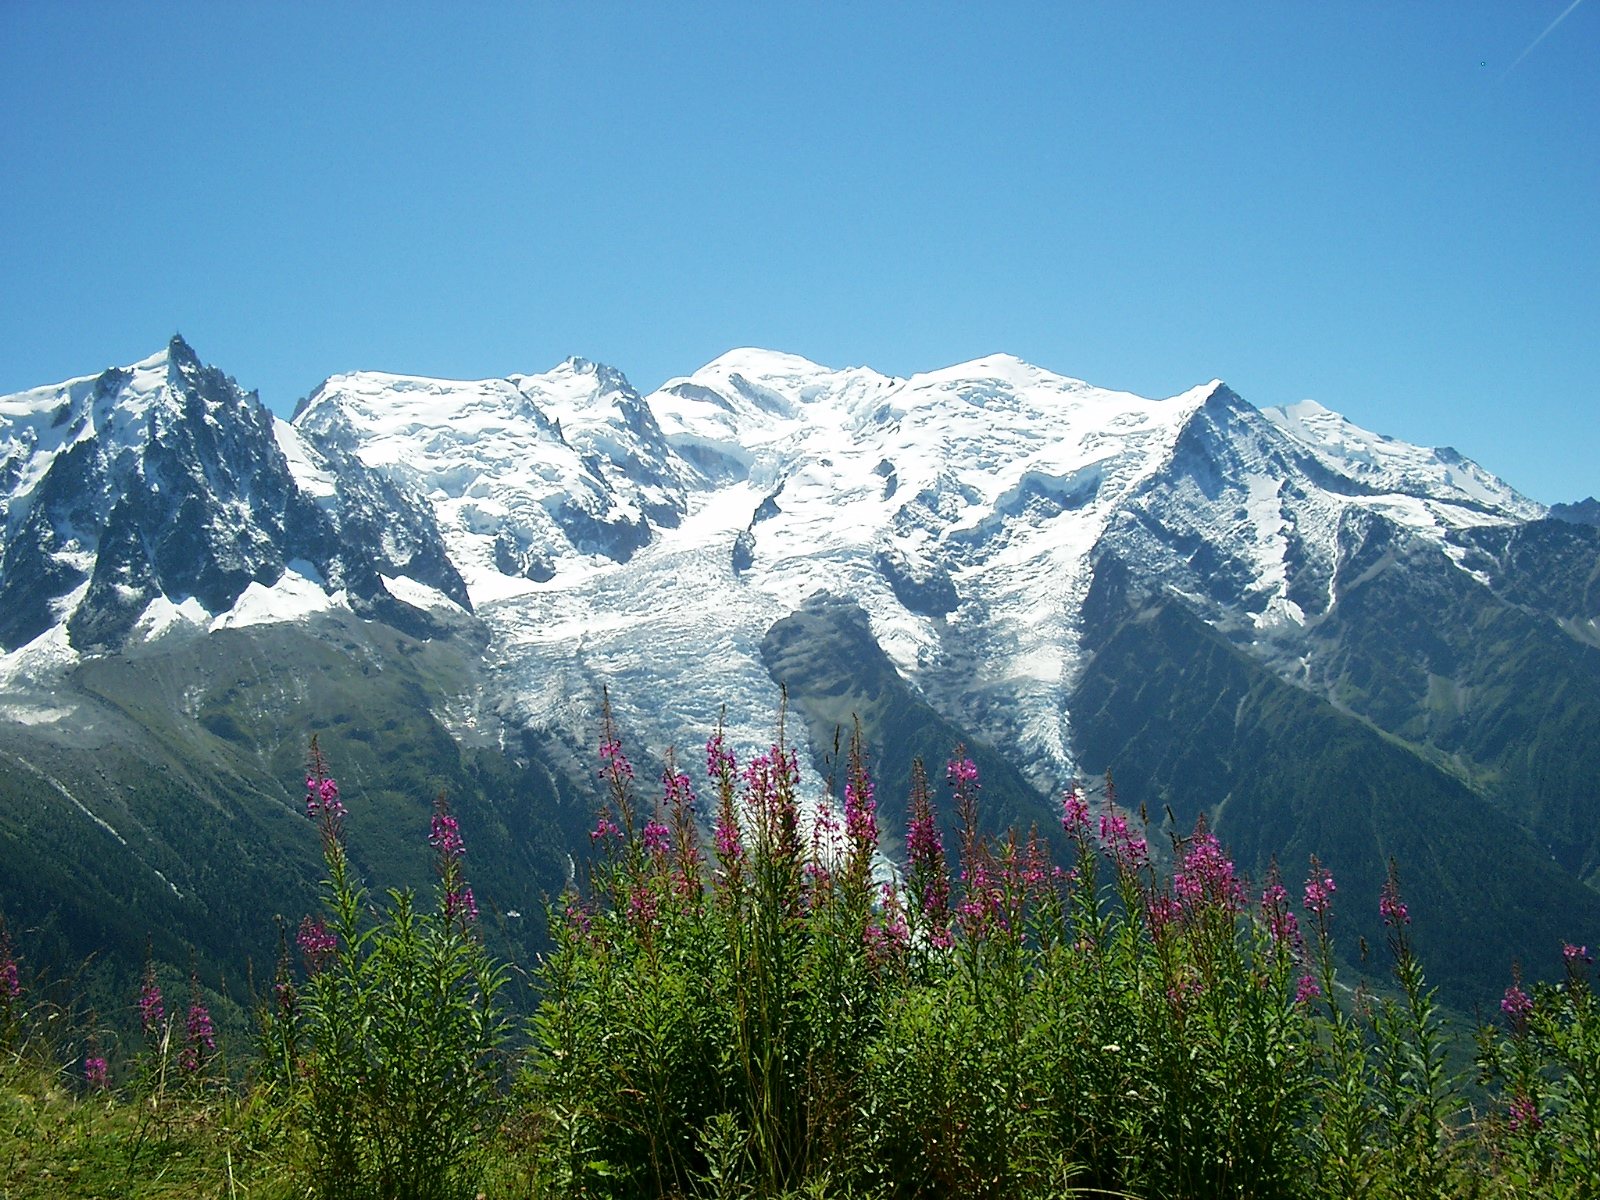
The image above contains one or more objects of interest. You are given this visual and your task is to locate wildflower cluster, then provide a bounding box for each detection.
[179,978,216,1075]
[271,735,507,1200]
[523,712,1600,1199]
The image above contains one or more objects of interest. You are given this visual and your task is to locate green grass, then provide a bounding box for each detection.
[0,1057,301,1200]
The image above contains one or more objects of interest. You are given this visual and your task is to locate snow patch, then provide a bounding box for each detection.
[211,570,339,631]
[382,574,467,613]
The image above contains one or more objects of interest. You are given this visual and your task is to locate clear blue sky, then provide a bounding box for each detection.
[2,2,1594,502]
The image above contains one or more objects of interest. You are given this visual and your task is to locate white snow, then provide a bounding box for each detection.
[135,594,210,639]
[1263,399,1543,524]
[274,419,339,505]
[382,573,466,613]
[211,568,341,631]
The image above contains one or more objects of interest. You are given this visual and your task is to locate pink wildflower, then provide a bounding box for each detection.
[1508,1092,1543,1134]
[705,731,736,781]
[1501,984,1533,1022]
[642,819,672,857]
[83,1056,109,1090]
[844,779,878,859]
[627,884,659,929]
[1260,874,1301,950]
[444,886,478,924]
[1099,810,1149,873]
[1380,861,1409,928]
[1174,823,1245,914]
[428,811,466,860]
[1061,787,1090,832]
[564,899,593,937]
[1295,973,1322,1006]
[1303,864,1336,916]
[304,744,346,852]
[905,764,952,936]
[598,736,635,784]
[296,917,338,972]
[180,996,216,1073]
[137,966,164,1037]
[946,757,979,789]
[714,811,743,861]
[1146,891,1183,939]
[305,774,343,820]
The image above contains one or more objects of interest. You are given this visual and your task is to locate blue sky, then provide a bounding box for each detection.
[2,2,1594,502]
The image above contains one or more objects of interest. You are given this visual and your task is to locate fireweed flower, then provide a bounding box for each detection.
[598,737,635,785]
[713,809,743,862]
[429,794,479,929]
[627,884,659,930]
[564,899,593,937]
[273,973,298,1021]
[1174,823,1245,914]
[804,802,839,905]
[1146,891,1183,940]
[445,886,479,924]
[1303,863,1336,916]
[1260,870,1301,951]
[305,775,344,821]
[1379,861,1410,928]
[1099,810,1149,874]
[706,731,737,781]
[744,747,802,862]
[297,917,338,972]
[1501,983,1533,1023]
[1564,943,1592,965]
[180,995,216,1073]
[1018,832,1051,894]
[661,763,705,896]
[83,1056,109,1090]
[905,764,952,939]
[429,811,466,860]
[844,778,878,859]
[956,859,1007,941]
[1295,973,1322,1007]
[137,966,164,1037]
[1379,885,1409,928]
[642,819,672,857]
[662,767,696,815]
[1061,787,1090,833]
[1508,1092,1543,1134]
[304,742,346,852]
[864,885,911,967]
[946,758,979,789]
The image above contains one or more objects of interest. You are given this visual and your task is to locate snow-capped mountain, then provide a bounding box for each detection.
[3,338,1597,1012]
[0,335,466,661]
[293,356,695,599]
[280,345,1545,795]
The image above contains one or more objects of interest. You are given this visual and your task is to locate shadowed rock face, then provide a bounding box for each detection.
[1550,497,1600,527]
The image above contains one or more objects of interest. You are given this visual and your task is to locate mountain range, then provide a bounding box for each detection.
[2,335,1596,1015]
